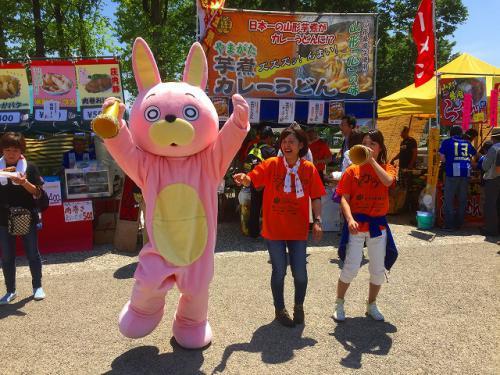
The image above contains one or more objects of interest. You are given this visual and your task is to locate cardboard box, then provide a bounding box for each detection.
[94,229,116,245]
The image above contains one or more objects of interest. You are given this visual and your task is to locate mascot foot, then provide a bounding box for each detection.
[119,301,164,338]
[172,317,212,349]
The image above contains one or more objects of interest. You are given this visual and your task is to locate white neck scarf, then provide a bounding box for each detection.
[0,156,27,185]
[283,157,304,198]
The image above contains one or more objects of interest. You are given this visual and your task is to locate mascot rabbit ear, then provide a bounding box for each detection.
[132,38,162,92]
[183,42,208,90]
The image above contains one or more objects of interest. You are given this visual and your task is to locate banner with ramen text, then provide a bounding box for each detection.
[204,10,376,100]
[0,63,31,126]
[75,59,124,122]
[439,77,487,126]
[30,61,78,122]
[493,77,500,127]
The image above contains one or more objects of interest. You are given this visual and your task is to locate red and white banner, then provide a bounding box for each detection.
[412,0,435,87]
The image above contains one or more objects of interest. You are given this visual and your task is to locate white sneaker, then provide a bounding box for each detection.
[366,301,384,321]
[33,287,46,301]
[333,298,346,322]
[0,292,17,305]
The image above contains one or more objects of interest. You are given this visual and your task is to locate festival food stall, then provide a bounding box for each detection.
[0,58,130,254]
[377,53,500,227]
[197,5,380,232]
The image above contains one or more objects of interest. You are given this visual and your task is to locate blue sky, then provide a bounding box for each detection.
[101,0,498,67]
[451,0,498,66]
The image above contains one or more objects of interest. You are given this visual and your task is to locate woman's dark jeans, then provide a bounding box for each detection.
[266,239,308,310]
[0,225,42,293]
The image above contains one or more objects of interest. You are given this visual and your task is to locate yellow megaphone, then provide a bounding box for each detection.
[349,145,371,166]
[91,100,121,139]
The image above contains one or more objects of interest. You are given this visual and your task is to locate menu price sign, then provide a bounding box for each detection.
[0,63,31,126]
[31,60,78,123]
[75,59,123,122]
[247,98,261,123]
[43,176,62,206]
[307,100,325,124]
[63,200,94,222]
[278,99,295,123]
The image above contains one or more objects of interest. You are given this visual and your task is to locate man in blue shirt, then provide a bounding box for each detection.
[439,125,477,230]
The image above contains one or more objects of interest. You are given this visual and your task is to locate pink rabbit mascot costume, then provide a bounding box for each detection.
[96,38,249,349]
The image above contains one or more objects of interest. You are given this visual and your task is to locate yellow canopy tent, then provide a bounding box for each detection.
[377,53,500,118]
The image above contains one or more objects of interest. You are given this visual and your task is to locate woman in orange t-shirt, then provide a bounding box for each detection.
[233,125,325,327]
[333,130,397,323]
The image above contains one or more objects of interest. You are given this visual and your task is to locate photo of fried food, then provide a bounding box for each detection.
[328,102,344,122]
[213,98,229,117]
[42,73,73,95]
[0,75,21,99]
[85,74,112,93]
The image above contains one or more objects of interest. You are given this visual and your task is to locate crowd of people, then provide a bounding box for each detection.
[439,125,500,235]
[0,119,499,328]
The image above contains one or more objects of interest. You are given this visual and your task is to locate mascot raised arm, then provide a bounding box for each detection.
[94,38,249,349]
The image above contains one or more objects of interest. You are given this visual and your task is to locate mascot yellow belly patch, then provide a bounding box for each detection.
[153,183,208,266]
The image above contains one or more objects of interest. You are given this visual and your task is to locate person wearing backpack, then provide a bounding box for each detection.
[244,126,277,238]
[0,132,47,304]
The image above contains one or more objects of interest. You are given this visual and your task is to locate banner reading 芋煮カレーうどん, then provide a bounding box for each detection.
[0,63,30,126]
[31,60,78,122]
[205,10,375,100]
[75,59,124,122]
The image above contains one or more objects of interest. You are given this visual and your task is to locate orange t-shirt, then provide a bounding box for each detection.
[248,157,326,240]
[308,139,332,172]
[336,163,396,232]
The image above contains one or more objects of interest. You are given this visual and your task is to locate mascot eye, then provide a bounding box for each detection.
[145,106,161,122]
[183,105,199,121]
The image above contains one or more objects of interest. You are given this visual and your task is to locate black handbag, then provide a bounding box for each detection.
[7,207,32,236]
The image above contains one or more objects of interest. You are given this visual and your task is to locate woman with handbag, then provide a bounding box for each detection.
[0,132,46,304]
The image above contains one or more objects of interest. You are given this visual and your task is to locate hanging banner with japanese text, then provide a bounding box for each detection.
[205,10,375,100]
[247,98,261,123]
[0,63,31,126]
[31,61,78,122]
[278,99,295,123]
[75,59,124,122]
[307,100,325,124]
[212,97,229,121]
[328,101,345,124]
[439,77,487,126]
[493,77,500,127]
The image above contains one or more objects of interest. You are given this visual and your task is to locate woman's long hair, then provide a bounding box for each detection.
[364,130,387,165]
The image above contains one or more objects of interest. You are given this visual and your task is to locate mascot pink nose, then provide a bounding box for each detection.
[165,114,177,123]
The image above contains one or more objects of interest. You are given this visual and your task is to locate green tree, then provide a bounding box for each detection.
[0,1,18,58]
[377,0,468,97]
[4,0,116,59]
[113,0,196,96]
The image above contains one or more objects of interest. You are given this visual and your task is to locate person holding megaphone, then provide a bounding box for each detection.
[332,130,398,323]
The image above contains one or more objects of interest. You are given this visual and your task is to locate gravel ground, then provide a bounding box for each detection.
[0,220,499,375]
